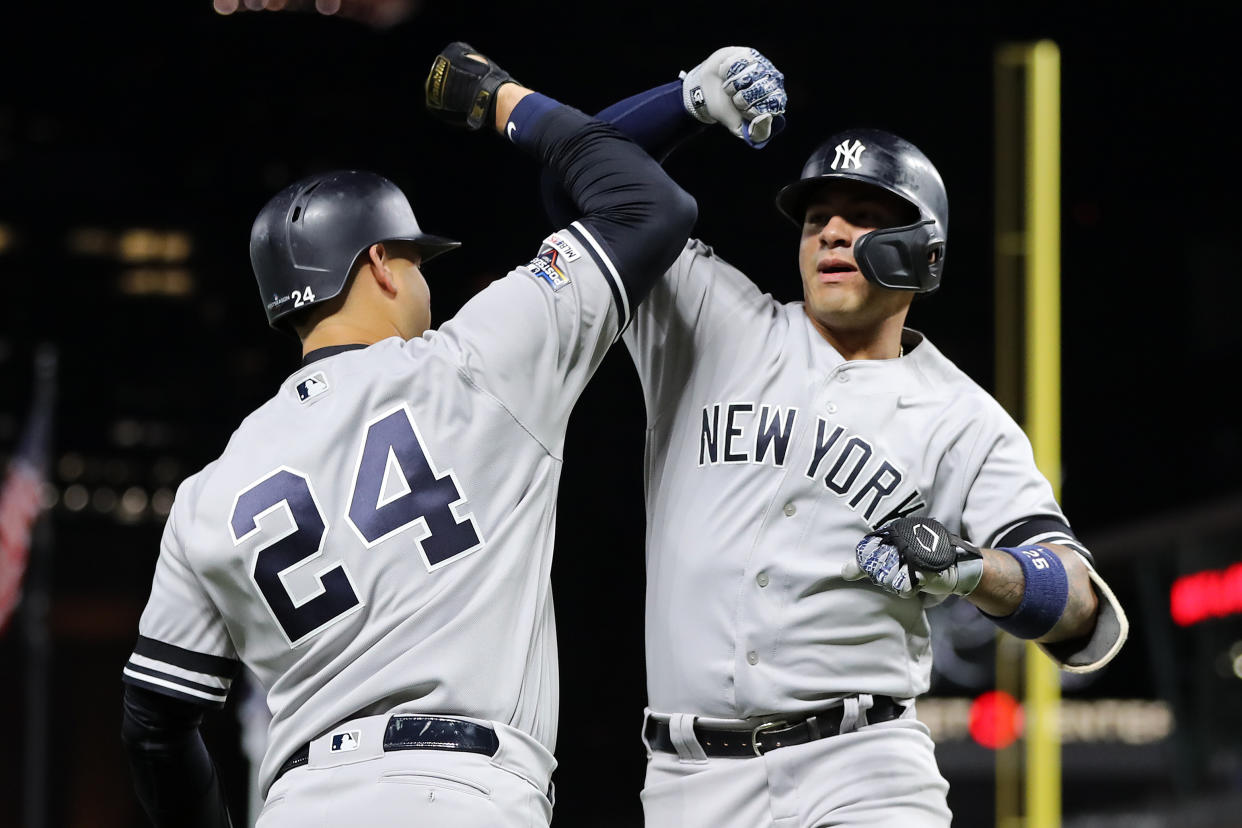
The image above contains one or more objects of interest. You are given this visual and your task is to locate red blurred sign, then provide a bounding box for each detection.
[1170,563,1242,627]
[969,690,1024,750]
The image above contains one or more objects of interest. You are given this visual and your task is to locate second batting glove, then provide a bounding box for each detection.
[681,46,786,148]
[842,516,985,598]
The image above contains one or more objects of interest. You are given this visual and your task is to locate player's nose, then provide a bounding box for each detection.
[819,214,853,248]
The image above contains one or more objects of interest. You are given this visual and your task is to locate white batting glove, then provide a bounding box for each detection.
[842,516,985,598]
[681,46,787,148]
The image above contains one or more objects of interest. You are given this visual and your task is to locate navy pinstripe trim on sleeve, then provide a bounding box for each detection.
[132,635,239,679]
[988,515,1094,566]
[565,221,630,333]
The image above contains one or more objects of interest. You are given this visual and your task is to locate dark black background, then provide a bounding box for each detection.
[1,1,1240,825]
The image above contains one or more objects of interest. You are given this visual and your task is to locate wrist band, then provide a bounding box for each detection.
[983,545,1068,639]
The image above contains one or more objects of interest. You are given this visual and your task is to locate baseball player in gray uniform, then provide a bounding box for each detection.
[118,43,697,828]
[543,49,1130,827]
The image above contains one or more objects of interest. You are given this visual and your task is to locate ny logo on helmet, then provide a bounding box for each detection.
[831,140,866,170]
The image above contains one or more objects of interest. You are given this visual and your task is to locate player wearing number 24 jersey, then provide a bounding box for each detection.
[119,44,695,828]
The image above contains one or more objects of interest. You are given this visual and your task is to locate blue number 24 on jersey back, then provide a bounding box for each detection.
[228,404,484,646]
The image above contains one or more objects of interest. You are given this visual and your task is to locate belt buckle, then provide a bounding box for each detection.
[750,719,788,756]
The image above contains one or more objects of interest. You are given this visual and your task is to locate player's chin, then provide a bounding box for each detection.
[806,283,863,313]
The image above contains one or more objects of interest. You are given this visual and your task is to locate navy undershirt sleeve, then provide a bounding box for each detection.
[508,92,697,307]
[597,80,706,162]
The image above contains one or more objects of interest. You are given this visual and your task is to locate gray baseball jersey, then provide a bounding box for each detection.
[122,222,625,796]
[624,240,1126,718]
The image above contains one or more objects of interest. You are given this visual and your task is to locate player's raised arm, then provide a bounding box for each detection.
[539,46,787,228]
[426,41,697,307]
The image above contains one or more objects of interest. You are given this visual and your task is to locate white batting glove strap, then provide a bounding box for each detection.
[681,46,787,147]
[917,557,985,596]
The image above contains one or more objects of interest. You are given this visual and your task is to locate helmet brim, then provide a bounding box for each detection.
[775,174,919,228]
[385,233,462,265]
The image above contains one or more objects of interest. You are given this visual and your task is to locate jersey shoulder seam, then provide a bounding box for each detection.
[453,363,560,461]
[642,252,784,432]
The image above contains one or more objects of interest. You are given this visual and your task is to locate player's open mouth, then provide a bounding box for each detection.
[817,260,856,281]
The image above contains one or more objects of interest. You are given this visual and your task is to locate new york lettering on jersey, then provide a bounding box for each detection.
[698,402,927,529]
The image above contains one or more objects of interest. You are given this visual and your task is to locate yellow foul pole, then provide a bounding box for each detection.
[994,39,1063,827]
[1023,39,1063,828]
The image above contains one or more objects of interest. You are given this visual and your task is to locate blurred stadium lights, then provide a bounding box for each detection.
[45,483,169,523]
[921,697,1173,747]
[63,484,89,513]
[968,690,1023,750]
[119,486,149,522]
[1229,642,1242,680]
[212,0,420,27]
[45,450,180,524]
[62,227,197,296]
[118,228,192,263]
[1171,562,1242,626]
[67,227,193,262]
[119,268,195,297]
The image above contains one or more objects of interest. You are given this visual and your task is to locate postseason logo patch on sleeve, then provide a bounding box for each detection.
[520,247,571,292]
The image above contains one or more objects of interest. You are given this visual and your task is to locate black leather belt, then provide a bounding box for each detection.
[644,696,906,758]
[274,715,500,784]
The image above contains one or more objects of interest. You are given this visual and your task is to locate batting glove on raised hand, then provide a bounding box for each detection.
[681,46,787,148]
[842,516,985,598]
[425,41,517,131]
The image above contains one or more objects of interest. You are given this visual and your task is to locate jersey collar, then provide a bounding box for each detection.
[301,343,369,367]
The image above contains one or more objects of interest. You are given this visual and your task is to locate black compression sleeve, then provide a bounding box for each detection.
[540,81,703,229]
[508,94,697,308]
[121,684,234,828]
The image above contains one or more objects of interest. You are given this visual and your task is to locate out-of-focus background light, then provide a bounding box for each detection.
[213,0,419,27]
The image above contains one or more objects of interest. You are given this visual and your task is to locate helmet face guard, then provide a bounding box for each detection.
[854,219,945,292]
[775,129,948,294]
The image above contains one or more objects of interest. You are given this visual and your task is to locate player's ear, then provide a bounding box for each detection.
[367,243,398,295]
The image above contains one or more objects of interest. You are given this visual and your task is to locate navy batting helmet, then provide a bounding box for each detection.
[775,129,948,293]
[250,170,460,329]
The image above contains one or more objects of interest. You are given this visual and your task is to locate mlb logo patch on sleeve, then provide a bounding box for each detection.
[542,232,581,262]
[296,372,330,403]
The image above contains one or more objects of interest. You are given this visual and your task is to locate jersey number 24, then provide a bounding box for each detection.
[229,405,483,646]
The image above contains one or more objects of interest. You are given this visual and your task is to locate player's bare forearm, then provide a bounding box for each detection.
[966,544,1099,643]
[494,83,532,132]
